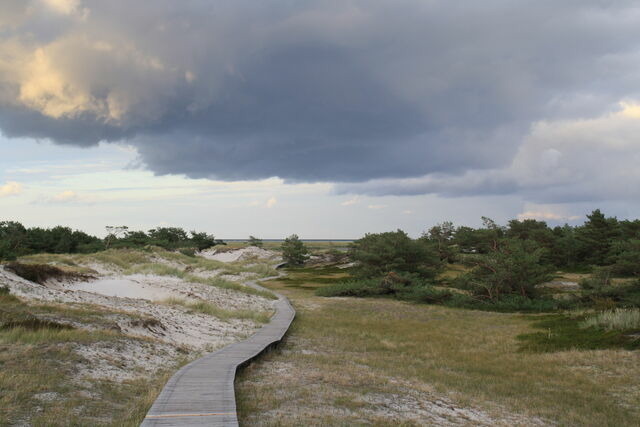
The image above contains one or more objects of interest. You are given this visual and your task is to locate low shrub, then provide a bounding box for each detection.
[178,247,196,257]
[316,278,389,297]
[580,280,640,308]
[397,286,453,304]
[579,267,612,290]
[317,272,435,298]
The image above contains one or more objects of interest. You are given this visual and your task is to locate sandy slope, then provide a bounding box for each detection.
[0,248,278,384]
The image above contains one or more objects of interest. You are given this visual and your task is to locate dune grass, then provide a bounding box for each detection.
[161,297,273,324]
[581,308,640,331]
[123,262,277,299]
[235,266,640,426]
[0,290,185,426]
[20,248,150,271]
[19,247,278,299]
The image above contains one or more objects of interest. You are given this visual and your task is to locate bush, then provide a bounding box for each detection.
[458,239,552,300]
[580,279,640,309]
[248,236,264,248]
[579,267,612,290]
[609,240,640,277]
[398,285,453,304]
[316,272,450,303]
[316,279,389,297]
[281,234,309,266]
[178,247,196,257]
[350,230,441,279]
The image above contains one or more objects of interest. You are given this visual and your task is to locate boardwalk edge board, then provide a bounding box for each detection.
[141,278,295,427]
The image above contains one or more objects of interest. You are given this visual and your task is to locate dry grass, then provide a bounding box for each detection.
[0,293,186,426]
[581,308,640,331]
[20,248,278,299]
[235,268,640,426]
[161,297,273,324]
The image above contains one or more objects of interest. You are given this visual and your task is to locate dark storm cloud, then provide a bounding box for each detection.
[1,0,640,188]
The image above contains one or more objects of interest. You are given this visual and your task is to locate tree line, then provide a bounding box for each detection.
[318,209,640,311]
[0,222,223,261]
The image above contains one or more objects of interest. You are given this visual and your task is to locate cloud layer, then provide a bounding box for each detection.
[1,0,640,201]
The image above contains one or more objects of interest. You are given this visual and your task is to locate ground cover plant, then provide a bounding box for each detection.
[236,266,640,426]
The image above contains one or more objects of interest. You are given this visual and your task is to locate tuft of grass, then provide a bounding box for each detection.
[580,308,640,331]
[91,248,151,269]
[0,326,118,345]
[161,297,273,323]
[186,275,278,300]
[19,248,151,271]
[124,263,187,278]
[122,261,277,299]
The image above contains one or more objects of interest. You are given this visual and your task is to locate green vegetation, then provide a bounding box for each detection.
[351,229,440,279]
[454,239,553,300]
[0,221,225,261]
[281,234,309,266]
[236,266,640,426]
[517,314,640,352]
[317,209,640,313]
[248,235,264,247]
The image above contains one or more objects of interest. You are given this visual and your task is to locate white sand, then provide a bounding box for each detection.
[0,254,277,384]
[199,246,279,263]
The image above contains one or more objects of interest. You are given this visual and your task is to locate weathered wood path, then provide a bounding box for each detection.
[141,280,295,426]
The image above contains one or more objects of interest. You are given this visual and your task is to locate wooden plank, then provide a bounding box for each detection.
[141,280,295,427]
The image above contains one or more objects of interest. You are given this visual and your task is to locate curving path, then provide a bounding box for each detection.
[141,279,295,427]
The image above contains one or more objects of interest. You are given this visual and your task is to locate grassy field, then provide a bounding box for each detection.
[235,266,640,426]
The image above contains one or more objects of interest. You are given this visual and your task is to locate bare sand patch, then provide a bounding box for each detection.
[199,246,279,263]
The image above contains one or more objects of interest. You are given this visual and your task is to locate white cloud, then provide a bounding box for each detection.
[517,211,581,222]
[0,181,23,197]
[266,196,277,208]
[41,0,87,17]
[51,190,80,202]
[367,204,387,210]
[341,196,360,206]
[403,210,413,215]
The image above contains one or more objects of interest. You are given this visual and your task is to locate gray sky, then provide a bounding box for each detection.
[1,1,640,237]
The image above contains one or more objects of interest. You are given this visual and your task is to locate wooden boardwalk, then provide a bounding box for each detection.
[141,280,295,426]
